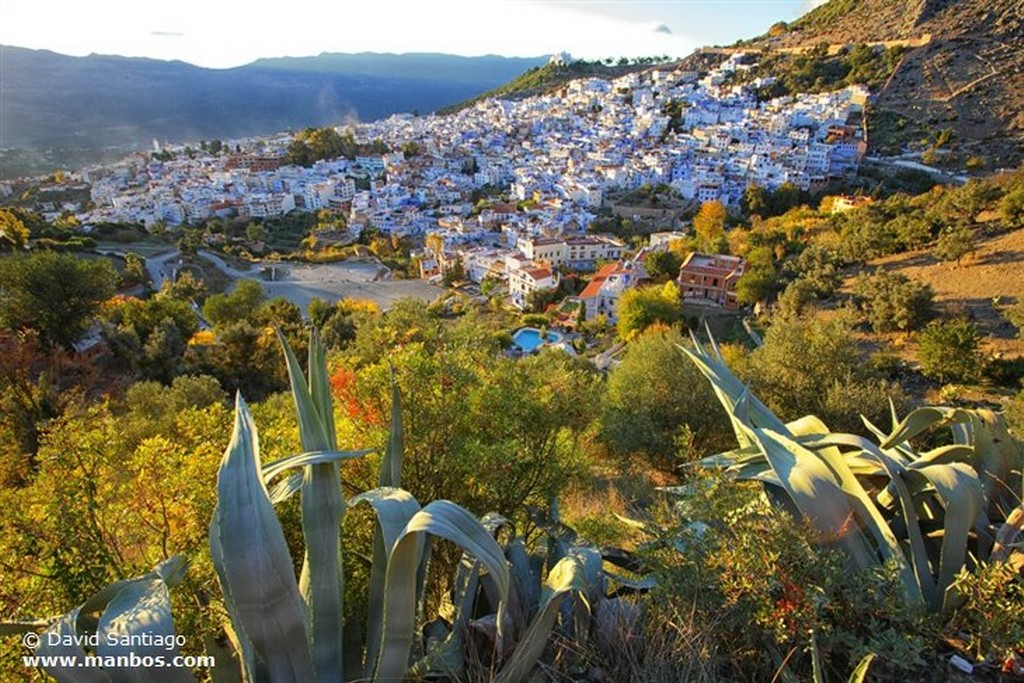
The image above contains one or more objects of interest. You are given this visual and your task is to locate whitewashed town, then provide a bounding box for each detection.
[46,53,868,323]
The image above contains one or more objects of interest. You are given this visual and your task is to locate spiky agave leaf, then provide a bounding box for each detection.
[14,557,193,683]
[95,576,195,683]
[348,487,422,679]
[494,554,587,683]
[209,394,315,682]
[380,361,404,488]
[278,329,346,681]
[375,500,510,681]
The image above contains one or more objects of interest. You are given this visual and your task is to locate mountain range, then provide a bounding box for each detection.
[0,48,547,150]
[2,0,1022,172]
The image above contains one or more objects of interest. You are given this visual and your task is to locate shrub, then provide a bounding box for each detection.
[933,224,976,266]
[851,269,934,333]
[917,317,982,383]
[984,356,1024,389]
[1005,301,1024,338]
[639,474,935,680]
[600,326,732,469]
[740,312,907,432]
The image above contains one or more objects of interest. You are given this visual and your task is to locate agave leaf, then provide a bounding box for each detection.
[848,652,875,683]
[992,505,1024,562]
[0,619,50,635]
[307,329,337,450]
[380,362,404,488]
[277,329,330,453]
[209,394,315,682]
[604,570,656,594]
[95,577,195,682]
[678,342,789,441]
[409,556,482,679]
[809,442,922,605]
[279,330,346,681]
[907,444,974,469]
[267,472,304,505]
[747,426,878,573]
[811,632,825,683]
[349,487,422,678]
[375,500,510,682]
[203,624,244,683]
[880,407,972,450]
[506,538,541,620]
[494,555,586,683]
[35,611,111,683]
[786,415,831,437]
[970,409,1024,518]
[810,432,937,607]
[261,449,373,483]
[912,463,985,609]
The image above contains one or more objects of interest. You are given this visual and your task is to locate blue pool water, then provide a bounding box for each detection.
[512,327,564,352]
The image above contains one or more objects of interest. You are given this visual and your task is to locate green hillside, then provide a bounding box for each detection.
[437,59,655,114]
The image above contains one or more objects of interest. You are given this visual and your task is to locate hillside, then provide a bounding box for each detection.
[744,0,1024,167]
[437,59,654,115]
[0,47,546,156]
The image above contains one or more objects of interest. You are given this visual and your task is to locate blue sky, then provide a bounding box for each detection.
[0,0,826,68]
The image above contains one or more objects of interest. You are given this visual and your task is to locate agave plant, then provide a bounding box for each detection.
[1,556,195,682]
[10,329,651,682]
[678,332,1024,613]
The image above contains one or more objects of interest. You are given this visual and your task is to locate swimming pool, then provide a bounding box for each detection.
[512,327,564,353]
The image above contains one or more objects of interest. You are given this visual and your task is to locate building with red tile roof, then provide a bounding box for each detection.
[677,252,745,309]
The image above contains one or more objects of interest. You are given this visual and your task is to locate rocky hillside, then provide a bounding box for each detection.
[749,0,1024,166]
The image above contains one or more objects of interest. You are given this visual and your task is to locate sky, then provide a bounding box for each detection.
[0,0,828,69]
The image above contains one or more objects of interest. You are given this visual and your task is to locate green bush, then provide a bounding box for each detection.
[984,356,1024,389]
[917,317,982,383]
[851,269,934,333]
[638,475,934,680]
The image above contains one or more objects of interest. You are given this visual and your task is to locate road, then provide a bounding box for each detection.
[117,248,443,313]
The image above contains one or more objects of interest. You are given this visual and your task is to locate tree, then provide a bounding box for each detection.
[442,260,465,286]
[0,252,118,349]
[616,282,681,340]
[693,200,727,248]
[202,279,266,327]
[425,233,445,255]
[934,224,976,266]
[1005,301,1024,339]
[162,271,206,302]
[600,326,732,469]
[741,185,768,217]
[774,278,819,320]
[741,311,906,432]
[245,222,265,244]
[735,265,779,307]
[122,252,147,286]
[0,208,30,250]
[1000,187,1024,226]
[851,269,934,333]
[644,249,682,282]
[917,317,981,383]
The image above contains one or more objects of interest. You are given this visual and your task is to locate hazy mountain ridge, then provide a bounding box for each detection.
[0,47,547,150]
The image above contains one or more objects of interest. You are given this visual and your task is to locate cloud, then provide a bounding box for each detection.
[150,31,186,37]
[796,0,830,14]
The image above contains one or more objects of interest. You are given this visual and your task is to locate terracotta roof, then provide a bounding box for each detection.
[579,262,618,299]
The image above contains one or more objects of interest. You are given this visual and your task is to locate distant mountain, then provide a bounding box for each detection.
[0,47,547,150]
[739,0,1024,166]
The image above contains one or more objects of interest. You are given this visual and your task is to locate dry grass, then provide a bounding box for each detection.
[860,226,1024,358]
